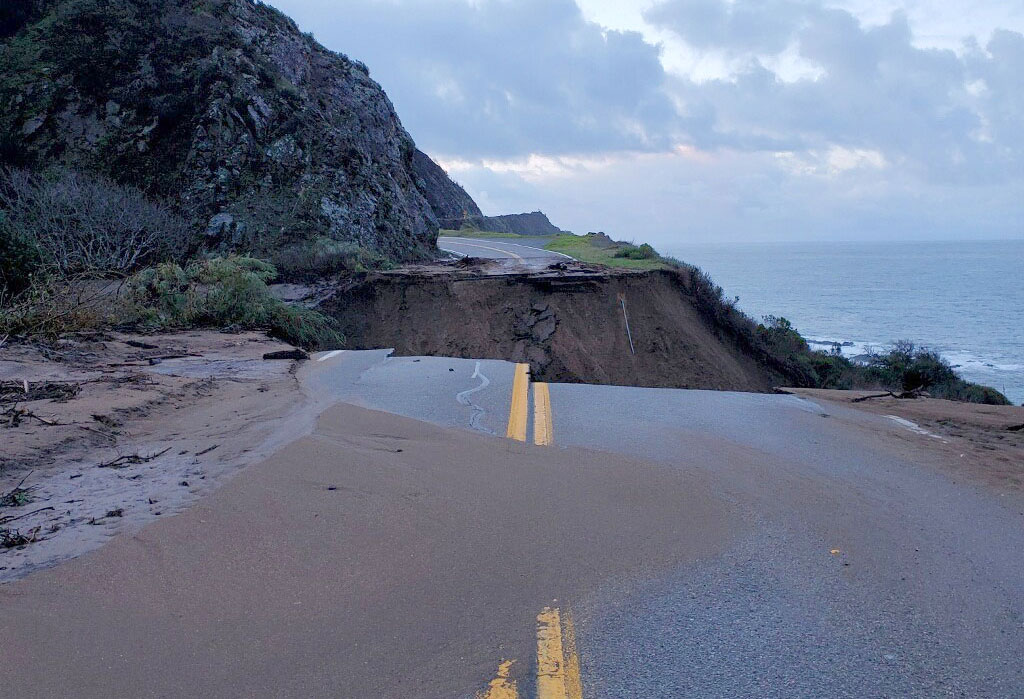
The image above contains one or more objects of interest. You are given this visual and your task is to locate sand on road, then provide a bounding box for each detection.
[0,402,731,698]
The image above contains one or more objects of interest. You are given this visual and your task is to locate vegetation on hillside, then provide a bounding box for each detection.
[683,269,1010,405]
[553,232,1011,405]
[545,233,678,271]
[127,257,342,349]
[2,0,453,269]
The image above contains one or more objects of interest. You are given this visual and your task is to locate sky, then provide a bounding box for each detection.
[269,0,1024,245]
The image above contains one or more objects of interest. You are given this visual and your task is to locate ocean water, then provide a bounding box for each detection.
[665,240,1024,405]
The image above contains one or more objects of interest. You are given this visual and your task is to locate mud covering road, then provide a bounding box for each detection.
[0,403,729,698]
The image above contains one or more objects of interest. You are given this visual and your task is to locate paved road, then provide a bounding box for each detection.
[2,350,1022,697]
[309,352,1024,697]
[437,235,572,264]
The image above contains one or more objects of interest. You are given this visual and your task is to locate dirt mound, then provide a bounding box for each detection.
[319,267,782,392]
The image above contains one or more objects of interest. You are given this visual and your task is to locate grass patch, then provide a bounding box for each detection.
[544,234,678,270]
[439,229,528,239]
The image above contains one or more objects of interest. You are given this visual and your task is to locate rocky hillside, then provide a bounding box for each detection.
[411,149,481,221]
[441,211,565,236]
[0,0,474,266]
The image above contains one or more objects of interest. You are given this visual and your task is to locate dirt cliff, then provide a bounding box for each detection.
[318,264,783,391]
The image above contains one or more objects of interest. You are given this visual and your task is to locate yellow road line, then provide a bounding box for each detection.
[477,660,518,699]
[506,363,530,441]
[561,609,584,699]
[440,240,525,260]
[536,607,584,699]
[533,382,554,446]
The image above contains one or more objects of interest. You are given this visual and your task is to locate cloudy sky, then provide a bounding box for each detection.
[270,0,1023,245]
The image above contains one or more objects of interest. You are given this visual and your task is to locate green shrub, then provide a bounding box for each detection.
[757,315,810,356]
[0,214,41,294]
[614,243,659,260]
[127,256,343,349]
[864,341,956,391]
[861,341,1010,404]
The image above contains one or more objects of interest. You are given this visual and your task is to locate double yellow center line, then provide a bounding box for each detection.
[505,363,554,446]
[478,606,584,699]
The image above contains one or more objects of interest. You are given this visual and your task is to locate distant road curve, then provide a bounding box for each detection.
[438,236,574,262]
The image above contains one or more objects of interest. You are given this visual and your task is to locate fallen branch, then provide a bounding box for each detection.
[2,404,68,428]
[852,388,929,403]
[195,444,220,456]
[852,392,898,402]
[0,380,81,404]
[0,506,54,525]
[97,446,172,469]
[263,349,309,360]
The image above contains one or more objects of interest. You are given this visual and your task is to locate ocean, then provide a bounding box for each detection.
[664,240,1024,405]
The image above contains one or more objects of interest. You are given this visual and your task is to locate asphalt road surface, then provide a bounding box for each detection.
[308,352,1024,697]
[437,235,571,264]
[2,350,1022,697]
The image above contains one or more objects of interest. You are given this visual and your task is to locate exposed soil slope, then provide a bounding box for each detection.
[319,264,782,391]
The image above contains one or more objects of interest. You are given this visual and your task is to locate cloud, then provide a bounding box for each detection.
[269,0,1023,241]
[271,0,677,159]
[650,3,1024,184]
[644,0,810,55]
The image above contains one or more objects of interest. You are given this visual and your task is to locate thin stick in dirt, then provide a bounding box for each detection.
[0,506,55,526]
[97,446,172,469]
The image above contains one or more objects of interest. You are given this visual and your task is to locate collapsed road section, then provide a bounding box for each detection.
[315,259,793,392]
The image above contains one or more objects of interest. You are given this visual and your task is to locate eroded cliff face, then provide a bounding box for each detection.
[318,265,785,392]
[1,0,472,263]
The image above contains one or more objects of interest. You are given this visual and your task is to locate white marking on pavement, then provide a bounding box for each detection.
[438,237,576,261]
[439,240,525,260]
[317,350,346,362]
[439,247,467,258]
[456,361,496,435]
[885,415,947,442]
[481,240,576,260]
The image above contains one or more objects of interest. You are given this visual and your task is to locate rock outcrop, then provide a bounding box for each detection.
[440,211,565,236]
[411,149,482,221]
[0,0,474,265]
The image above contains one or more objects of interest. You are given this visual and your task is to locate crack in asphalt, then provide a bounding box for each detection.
[456,361,496,435]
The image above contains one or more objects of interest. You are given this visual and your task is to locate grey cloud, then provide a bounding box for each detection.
[644,0,812,54]
[270,0,677,159]
[268,0,1022,239]
[653,3,1024,184]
